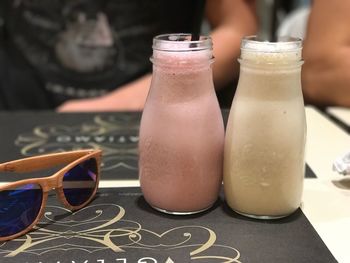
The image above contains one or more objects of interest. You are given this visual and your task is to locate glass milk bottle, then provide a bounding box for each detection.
[224,36,306,219]
[139,34,224,215]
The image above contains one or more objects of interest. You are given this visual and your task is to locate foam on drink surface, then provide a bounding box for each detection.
[240,38,302,64]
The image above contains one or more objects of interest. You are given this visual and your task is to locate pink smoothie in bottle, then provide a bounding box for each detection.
[139,34,224,214]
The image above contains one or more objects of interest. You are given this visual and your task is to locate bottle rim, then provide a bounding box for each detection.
[241,35,302,53]
[152,33,213,52]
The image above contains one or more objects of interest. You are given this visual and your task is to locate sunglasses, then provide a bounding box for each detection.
[0,149,102,242]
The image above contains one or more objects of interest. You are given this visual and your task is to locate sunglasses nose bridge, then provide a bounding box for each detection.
[41,176,60,192]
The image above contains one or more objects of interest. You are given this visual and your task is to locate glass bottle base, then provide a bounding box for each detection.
[233,209,295,220]
[151,204,212,215]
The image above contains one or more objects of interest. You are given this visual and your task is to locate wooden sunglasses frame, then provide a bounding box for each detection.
[0,149,102,242]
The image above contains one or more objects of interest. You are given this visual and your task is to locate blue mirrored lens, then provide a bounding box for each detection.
[63,158,97,206]
[0,184,42,238]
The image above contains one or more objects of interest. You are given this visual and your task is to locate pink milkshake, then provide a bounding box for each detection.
[139,34,224,214]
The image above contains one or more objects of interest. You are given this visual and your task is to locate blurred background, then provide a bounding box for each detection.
[215,0,311,107]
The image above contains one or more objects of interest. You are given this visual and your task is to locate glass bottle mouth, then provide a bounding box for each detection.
[152,33,212,52]
[241,35,302,53]
[240,35,303,65]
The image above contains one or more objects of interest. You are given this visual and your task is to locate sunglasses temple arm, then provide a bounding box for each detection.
[0,150,100,173]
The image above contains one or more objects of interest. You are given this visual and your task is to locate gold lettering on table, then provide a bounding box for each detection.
[138,257,157,263]
[0,204,241,262]
[14,115,140,172]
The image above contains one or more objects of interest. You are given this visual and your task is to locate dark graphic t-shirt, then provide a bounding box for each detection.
[1,0,198,108]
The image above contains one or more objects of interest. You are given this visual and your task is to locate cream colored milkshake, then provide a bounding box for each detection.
[224,36,306,219]
[139,34,224,214]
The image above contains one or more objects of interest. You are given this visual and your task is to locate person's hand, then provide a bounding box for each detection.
[57,74,151,112]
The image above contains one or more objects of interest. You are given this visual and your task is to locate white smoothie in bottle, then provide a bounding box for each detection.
[224,36,306,219]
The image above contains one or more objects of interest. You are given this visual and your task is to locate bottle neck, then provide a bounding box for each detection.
[151,34,213,70]
[149,52,215,103]
[239,60,303,71]
[151,49,213,70]
[239,36,303,69]
[239,50,303,70]
[237,64,303,101]
[149,34,215,102]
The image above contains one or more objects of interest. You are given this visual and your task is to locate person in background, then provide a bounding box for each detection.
[0,0,257,111]
[302,0,350,107]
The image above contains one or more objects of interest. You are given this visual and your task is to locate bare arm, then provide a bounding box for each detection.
[206,0,257,89]
[302,0,350,107]
[57,74,151,112]
[58,0,257,112]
